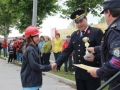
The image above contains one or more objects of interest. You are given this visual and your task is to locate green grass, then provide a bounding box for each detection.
[50,66,108,90]
[50,66,75,81]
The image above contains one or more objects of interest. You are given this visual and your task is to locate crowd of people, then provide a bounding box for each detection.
[0,33,74,72]
[38,33,74,72]
[0,36,25,64]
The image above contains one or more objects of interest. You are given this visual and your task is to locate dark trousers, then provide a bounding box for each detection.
[14,51,16,60]
[0,49,1,57]
[64,56,72,72]
[73,52,76,71]
[75,78,101,90]
[43,53,51,65]
[54,52,61,70]
[40,53,43,65]
[8,54,14,63]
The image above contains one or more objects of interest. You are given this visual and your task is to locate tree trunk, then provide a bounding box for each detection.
[4,23,9,42]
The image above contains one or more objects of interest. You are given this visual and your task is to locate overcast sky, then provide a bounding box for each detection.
[5,13,102,38]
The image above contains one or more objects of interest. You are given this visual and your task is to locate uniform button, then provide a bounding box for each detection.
[97,62,99,63]
[78,55,80,57]
[78,44,80,46]
[79,60,81,62]
[78,50,80,51]
[73,42,74,43]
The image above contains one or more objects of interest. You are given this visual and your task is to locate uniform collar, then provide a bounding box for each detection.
[81,25,89,33]
[107,17,120,30]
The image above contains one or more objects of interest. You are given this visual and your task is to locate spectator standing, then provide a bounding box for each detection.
[0,41,2,57]
[62,35,73,72]
[14,38,20,63]
[2,39,7,58]
[8,44,14,63]
[8,40,12,48]
[13,39,17,61]
[52,33,62,71]
[17,38,23,64]
[38,36,45,65]
[42,36,52,65]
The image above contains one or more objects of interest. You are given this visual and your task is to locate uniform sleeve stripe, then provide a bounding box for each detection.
[109,61,120,70]
[113,56,120,59]
[109,57,120,70]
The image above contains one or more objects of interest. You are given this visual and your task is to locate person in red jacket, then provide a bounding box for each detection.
[62,35,73,72]
[2,39,7,57]
[14,39,20,63]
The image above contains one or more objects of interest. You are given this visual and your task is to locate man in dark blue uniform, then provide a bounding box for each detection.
[86,0,120,90]
[52,9,103,90]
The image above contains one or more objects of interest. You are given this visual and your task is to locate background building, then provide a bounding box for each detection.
[57,28,77,39]
[57,23,107,39]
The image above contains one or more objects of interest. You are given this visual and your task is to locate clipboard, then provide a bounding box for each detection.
[73,64,99,71]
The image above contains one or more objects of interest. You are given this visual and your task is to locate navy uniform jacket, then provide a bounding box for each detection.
[56,26,103,79]
[96,18,120,85]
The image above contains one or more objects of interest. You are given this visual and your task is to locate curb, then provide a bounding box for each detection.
[0,57,76,88]
[43,72,76,86]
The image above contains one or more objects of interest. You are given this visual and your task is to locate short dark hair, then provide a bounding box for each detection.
[56,33,60,37]
[40,36,45,40]
[83,16,87,19]
[104,8,120,17]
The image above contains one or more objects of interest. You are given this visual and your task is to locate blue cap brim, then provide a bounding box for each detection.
[100,10,104,14]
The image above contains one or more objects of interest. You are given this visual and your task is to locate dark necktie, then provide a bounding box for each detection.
[81,31,85,36]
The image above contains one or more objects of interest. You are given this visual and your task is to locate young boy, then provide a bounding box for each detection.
[8,44,14,63]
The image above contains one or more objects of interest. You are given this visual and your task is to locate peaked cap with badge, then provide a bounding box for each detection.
[70,9,86,23]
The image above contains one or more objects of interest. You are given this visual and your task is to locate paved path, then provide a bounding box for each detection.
[0,59,75,90]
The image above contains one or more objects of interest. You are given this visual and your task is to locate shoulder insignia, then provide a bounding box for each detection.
[111,23,117,28]
[113,47,120,57]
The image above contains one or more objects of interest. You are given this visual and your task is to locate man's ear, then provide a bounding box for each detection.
[107,10,111,17]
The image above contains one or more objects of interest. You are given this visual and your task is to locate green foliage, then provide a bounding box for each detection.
[98,16,106,24]
[68,21,77,28]
[14,0,60,33]
[0,0,60,33]
[0,0,18,37]
[61,0,104,19]
[0,25,11,36]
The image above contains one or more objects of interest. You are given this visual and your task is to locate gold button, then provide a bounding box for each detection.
[78,50,80,51]
[79,60,81,62]
[78,55,80,57]
[78,44,80,46]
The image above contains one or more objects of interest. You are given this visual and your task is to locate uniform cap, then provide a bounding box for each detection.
[70,9,85,23]
[101,0,120,14]
[66,35,71,38]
